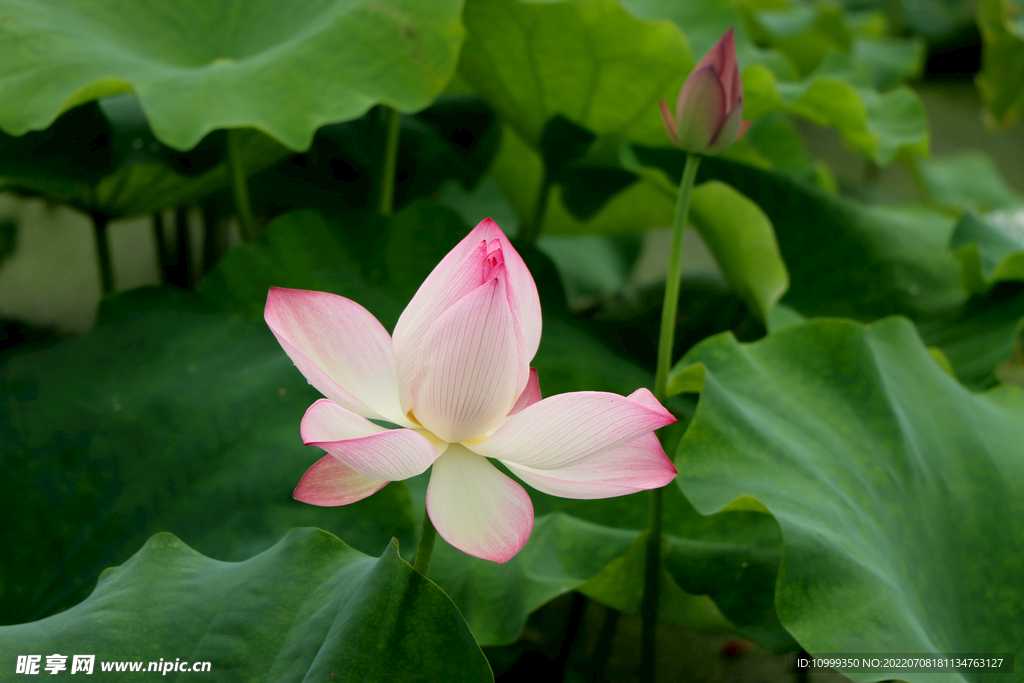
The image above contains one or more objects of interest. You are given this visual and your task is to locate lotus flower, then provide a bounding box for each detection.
[660,27,750,155]
[265,219,677,563]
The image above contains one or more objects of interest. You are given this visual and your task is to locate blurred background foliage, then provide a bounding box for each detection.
[2,0,1024,680]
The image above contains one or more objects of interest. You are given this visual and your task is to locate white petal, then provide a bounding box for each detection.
[469,391,676,469]
[426,444,534,564]
[413,275,522,444]
[264,288,408,425]
[300,399,386,442]
[503,433,676,499]
[393,241,490,414]
[304,428,440,481]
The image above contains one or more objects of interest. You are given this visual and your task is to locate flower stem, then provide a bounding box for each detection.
[654,152,701,400]
[641,151,701,683]
[226,129,255,242]
[412,508,437,576]
[91,212,114,295]
[378,106,401,217]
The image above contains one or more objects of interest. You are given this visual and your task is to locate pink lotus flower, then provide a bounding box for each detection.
[661,27,750,155]
[265,219,677,564]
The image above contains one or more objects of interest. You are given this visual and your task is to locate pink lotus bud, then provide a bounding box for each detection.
[660,28,750,155]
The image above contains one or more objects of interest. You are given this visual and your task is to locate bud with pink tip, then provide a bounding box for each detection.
[660,28,750,155]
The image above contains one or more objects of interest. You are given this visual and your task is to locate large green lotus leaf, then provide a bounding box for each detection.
[914,152,1023,213]
[0,100,289,219]
[458,0,695,149]
[0,0,465,151]
[198,205,795,651]
[0,530,492,682]
[949,209,1024,294]
[0,287,418,624]
[977,0,1024,129]
[668,317,1024,681]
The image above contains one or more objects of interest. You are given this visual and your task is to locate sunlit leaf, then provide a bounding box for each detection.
[0,530,493,682]
[669,317,1024,678]
[0,0,466,150]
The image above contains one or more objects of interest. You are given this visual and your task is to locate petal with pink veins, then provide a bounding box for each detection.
[304,428,440,481]
[469,391,676,469]
[426,444,534,564]
[293,454,387,506]
[264,288,408,425]
[300,398,386,442]
[508,368,542,415]
[397,219,541,362]
[393,241,491,413]
[503,432,676,499]
[413,274,523,444]
[468,220,542,359]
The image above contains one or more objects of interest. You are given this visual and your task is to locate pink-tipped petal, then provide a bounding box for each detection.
[716,28,741,103]
[660,98,679,146]
[624,387,669,413]
[301,399,386,442]
[469,391,677,469]
[393,241,491,413]
[426,444,534,564]
[413,274,523,444]
[265,288,407,425]
[705,100,745,155]
[693,28,740,102]
[675,65,727,154]
[393,221,541,393]
[294,454,387,506]
[469,219,542,359]
[509,368,542,415]
[503,432,676,499]
[305,428,439,481]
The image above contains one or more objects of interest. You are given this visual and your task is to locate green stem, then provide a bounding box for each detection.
[226,129,255,242]
[640,151,701,683]
[91,212,114,295]
[519,169,551,244]
[412,509,437,576]
[378,106,401,217]
[152,212,169,285]
[653,152,701,400]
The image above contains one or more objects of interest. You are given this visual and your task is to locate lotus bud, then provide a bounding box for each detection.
[660,27,750,155]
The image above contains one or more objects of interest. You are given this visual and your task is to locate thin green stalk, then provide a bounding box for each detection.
[641,151,701,683]
[226,128,255,241]
[654,152,701,400]
[91,212,114,295]
[378,106,401,217]
[152,211,170,284]
[412,509,437,576]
